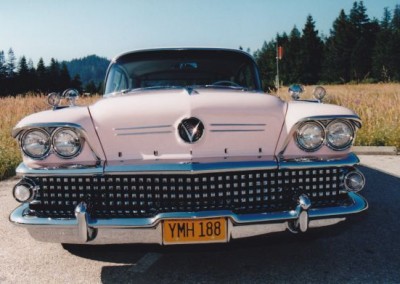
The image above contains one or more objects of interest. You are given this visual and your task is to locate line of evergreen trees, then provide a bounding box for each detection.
[1,1,399,96]
[0,50,86,96]
[254,1,400,89]
[0,51,106,97]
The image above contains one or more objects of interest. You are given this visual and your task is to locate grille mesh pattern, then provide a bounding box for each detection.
[29,167,352,218]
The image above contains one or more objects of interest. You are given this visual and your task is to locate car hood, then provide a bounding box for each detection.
[89,88,287,165]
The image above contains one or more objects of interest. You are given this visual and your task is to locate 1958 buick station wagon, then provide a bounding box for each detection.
[10,48,367,245]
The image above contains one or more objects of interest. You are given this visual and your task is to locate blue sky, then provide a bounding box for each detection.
[0,0,398,64]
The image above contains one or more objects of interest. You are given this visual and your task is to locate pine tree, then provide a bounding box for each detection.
[372,7,393,81]
[254,40,277,91]
[17,56,29,93]
[6,48,16,78]
[300,15,323,84]
[60,62,71,90]
[0,51,6,79]
[276,32,290,85]
[391,4,400,30]
[286,26,302,83]
[322,10,353,83]
[349,1,379,82]
[36,58,47,92]
[391,5,400,80]
[48,58,61,91]
[84,80,98,94]
[71,74,82,92]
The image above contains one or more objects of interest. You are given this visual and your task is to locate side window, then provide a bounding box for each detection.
[105,65,129,94]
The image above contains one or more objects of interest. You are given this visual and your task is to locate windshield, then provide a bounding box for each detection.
[104,49,261,95]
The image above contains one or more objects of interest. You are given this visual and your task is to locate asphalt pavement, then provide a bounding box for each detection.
[0,155,399,283]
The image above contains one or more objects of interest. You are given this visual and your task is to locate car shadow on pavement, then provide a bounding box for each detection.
[64,166,400,283]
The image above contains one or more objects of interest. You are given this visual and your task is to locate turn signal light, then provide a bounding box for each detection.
[344,170,365,192]
[13,179,36,203]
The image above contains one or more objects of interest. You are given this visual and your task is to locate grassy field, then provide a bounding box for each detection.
[0,83,399,180]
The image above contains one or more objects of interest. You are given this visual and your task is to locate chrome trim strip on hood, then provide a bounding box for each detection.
[114,125,173,136]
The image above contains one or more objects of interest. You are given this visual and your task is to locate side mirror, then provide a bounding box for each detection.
[288,84,304,100]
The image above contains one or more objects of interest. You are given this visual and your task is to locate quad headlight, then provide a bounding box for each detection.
[295,119,356,152]
[295,122,325,151]
[20,127,82,159]
[52,128,82,158]
[21,129,51,159]
[326,120,354,150]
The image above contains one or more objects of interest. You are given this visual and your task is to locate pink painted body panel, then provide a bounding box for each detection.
[89,88,287,165]
[14,107,105,168]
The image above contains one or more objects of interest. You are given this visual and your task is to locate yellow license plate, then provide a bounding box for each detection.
[163,218,227,244]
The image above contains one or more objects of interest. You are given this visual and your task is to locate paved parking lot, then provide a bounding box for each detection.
[0,155,399,283]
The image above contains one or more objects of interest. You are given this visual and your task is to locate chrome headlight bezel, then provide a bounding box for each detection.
[295,121,325,152]
[326,120,355,151]
[52,127,83,159]
[20,128,51,160]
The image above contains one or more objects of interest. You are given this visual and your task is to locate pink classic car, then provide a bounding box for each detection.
[10,48,367,245]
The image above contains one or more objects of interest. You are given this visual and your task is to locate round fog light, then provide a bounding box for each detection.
[13,180,36,203]
[344,171,365,192]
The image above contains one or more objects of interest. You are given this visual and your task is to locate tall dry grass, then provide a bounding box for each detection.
[276,83,400,149]
[0,85,399,180]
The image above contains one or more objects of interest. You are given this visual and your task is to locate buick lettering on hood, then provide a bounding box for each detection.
[10,49,367,245]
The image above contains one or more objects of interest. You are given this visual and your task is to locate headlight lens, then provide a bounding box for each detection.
[21,129,51,159]
[52,128,82,158]
[296,122,325,151]
[326,120,354,150]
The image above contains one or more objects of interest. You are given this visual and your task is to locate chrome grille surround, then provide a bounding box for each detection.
[27,166,354,219]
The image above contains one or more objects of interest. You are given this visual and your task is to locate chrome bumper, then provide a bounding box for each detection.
[10,192,367,244]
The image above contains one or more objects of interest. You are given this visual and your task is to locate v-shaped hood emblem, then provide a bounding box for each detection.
[178,117,204,143]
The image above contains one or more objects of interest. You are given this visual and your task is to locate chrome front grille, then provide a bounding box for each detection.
[28,167,353,218]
